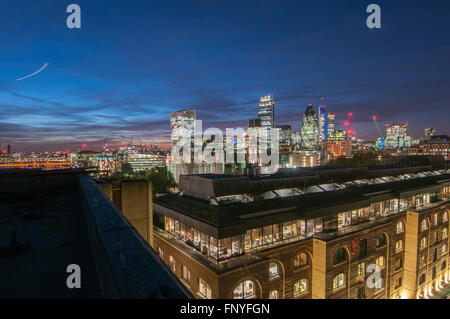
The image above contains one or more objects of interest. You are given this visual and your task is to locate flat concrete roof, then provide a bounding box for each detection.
[0,175,101,298]
[0,170,192,299]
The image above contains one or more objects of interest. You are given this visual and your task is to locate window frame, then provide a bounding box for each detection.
[293,279,308,296]
[333,273,346,291]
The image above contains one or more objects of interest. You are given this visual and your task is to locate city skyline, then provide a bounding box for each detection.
[1,0,450,152]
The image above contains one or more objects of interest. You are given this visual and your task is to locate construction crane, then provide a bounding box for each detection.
[372,115,384,149]
[344,112,356,138]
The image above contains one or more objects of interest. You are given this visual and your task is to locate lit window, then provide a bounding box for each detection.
[433,213,439,226]
[421,219,428,231]
[333,273,345,290]
[169,255,176,273]
[443,212,449,222]
[357,262,365,282]
[269,262,279,278]
[419,255,427,267]
[376,256,385,268]
[233,280,255,299]
[198,278,212,299]
[294,279,308,296]
[443,228,448,239]
[442,244,447,255]
[396,222,404,234]
[158,247,164,260]
[269,290,278,299]
[420,237,428,249]
[293,252,308,267]
[182,265,191,284]
[396,240,403,252]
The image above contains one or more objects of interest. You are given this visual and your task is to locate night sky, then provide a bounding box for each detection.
[1,0,449,152]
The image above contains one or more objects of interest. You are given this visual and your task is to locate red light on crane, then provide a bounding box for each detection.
[348,112,353,117]
[344,121,350,127]
[372,116,377,121]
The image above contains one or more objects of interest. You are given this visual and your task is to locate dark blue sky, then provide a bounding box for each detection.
[1,0,449,151]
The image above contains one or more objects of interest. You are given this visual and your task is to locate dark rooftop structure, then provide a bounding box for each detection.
[0,169,192,299]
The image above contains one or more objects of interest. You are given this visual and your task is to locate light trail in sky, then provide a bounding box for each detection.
[16,62,49,81]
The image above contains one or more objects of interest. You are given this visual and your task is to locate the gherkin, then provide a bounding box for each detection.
[301,105,319,151]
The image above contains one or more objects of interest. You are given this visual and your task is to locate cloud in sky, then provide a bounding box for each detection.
[0,0,449,152]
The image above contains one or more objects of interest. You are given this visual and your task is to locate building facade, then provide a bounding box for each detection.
[326,140,352,159]
[258,95,275,130]
[152,164,450,299]
[383,123,412,149]
[125,153,166,173]
[407,139,450,161]
[318,104,335,142]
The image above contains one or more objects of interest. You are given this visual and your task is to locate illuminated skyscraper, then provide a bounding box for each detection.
[169,110,196,145]
[258,95,275,129]
[301,105,319,151]
[318,101,335,142]
[318,105,328,142]
[327,112,335,137]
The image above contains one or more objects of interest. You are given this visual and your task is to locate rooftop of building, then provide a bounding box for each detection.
[0,169,192,299]
[178,156,446,199]
[155,162,450,239]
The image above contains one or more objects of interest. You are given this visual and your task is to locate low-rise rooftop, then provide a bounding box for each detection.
[0,169,192,299]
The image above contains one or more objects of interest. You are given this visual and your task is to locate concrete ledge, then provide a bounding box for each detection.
[79,174,193,299]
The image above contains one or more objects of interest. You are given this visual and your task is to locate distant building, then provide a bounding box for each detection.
[327,112,335,138]
[248,119,262,128]
[326,140,352,159]
[292,131,302,147]
[328,129,348,141]
[258,95,275,129]
[301,105,319,151]
[258,95,275,144]
[318,104,335,142]
[276,125,292,154]
[407,137,450,160]
[382,123,412,149]
[289,152,319,168]
[424,128,436,140]
[169,110,196,145]
[125,153,166,173]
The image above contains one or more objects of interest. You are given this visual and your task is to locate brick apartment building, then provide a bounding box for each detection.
[152,162,450,299]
